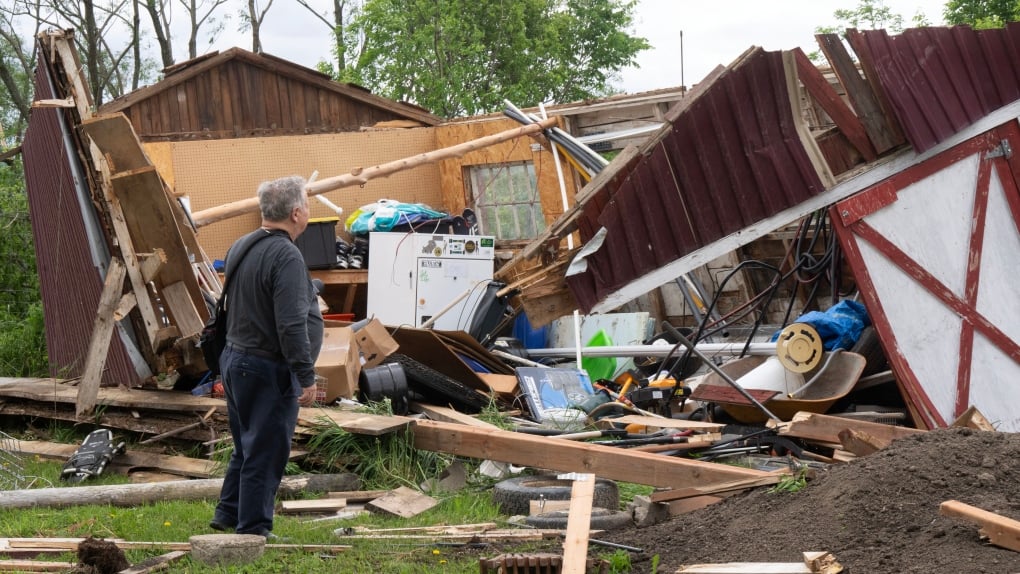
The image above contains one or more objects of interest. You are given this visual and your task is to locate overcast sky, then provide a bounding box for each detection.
[204,0,949,97]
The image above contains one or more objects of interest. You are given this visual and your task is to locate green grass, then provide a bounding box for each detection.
[0,419,639,572]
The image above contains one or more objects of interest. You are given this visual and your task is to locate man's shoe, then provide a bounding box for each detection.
[209,520,234,532]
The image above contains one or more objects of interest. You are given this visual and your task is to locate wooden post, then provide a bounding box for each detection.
[77,258,127,417]
[560,473,595,574]
[190,117,558,228]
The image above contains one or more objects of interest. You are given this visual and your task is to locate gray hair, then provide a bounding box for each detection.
[258,176,307,222]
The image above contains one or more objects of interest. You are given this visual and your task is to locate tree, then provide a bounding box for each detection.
[297,0,359,79]
[817,0,906,36]
[944,0,1019,28]
[341,0,648,118]
[239,0,275,53]
[178,0,229,60]
[143,0,175,68]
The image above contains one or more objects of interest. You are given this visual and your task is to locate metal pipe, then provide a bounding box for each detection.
[526,343,777,359]
[669,328,782,422]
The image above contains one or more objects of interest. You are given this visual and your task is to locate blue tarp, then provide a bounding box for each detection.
[772,299,871,351]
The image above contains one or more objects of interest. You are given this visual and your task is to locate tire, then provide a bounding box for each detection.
[491,475,620,516]
[524,508,633,531]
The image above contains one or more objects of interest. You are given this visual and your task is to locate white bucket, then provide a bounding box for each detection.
[735,356,805,395]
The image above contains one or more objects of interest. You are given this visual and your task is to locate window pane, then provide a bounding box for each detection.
[466,161,544,240]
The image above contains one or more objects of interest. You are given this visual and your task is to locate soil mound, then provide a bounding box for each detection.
[605,427,1020,573]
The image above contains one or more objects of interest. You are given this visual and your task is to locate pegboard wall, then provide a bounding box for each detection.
[152,128,440,261]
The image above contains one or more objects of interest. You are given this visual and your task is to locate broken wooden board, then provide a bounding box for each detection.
[776,411,924,445]
[411,419,772,489]
[940,500,1020,553]
[324,490,391,503]
[0,559,75,571]
[836,428,888,457]
[678,552,843,574]
[77,257,128,416]
[279,498,347,515]
[603,415,724,432]
[951,405,996,431]
[297,407,411,436]
[335,529,566,543]
[650,475,785,503]
[365,486,437,518]
[0,378,225,414]
[116,550,189,574]
[12,440,217,478]
[409,402,501,430]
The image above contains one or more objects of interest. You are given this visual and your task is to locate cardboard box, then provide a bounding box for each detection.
[315,326,361,402]
[354,318,399,368]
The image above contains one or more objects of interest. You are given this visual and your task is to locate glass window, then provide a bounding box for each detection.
[466,161,546,240]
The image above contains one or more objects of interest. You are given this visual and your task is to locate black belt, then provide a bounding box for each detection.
[225,342,283,361]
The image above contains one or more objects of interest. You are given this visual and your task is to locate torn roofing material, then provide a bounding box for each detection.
[565,48,829,313]
[848,24,1020,154]
[560,24,1020,314]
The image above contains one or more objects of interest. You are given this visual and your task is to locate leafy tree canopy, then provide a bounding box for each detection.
[340,0,649,118]
[944,0,1020,28]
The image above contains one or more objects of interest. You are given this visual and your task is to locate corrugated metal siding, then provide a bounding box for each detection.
[567,50,825,312]
[22,60,137,385]
[851,24,1020,153]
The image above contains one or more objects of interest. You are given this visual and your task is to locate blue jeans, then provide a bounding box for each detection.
[213,346,300,535]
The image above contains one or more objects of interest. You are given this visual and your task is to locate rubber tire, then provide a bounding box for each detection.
[491,475,620,516]
[524,508,633,531]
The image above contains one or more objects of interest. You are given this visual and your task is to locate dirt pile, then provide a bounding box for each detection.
[606,427,1020,573]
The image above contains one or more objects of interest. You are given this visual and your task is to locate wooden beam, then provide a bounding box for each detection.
[650,475,784,503]
[12,440,218,478]
[783,51,836,189]
[815,33,902,154]
[792,47,877,161]
[777,412,924,445]
[836,428,888,456]
[0,559,75,571]
[561,474,595,574]
[77,258,127,416]
[137,250,167,284]
[940,500,1020,553]
[91,144,162,348]
[410,419,772,489]
[191,117,558,227]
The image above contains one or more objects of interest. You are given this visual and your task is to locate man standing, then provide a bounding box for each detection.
[211,175,323,539]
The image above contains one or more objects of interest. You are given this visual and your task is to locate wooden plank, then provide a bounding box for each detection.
[650,475,784,503]
[0,378,226,413]
[529,499,572,515]
[161,281,203,338]
[792,47,877,161]
[0,559,75,571]
[279,498,347,514]
[49,31,94,119]
[297,407,411,436]
[561,474,595,574]
[12,440,218,478]
[951,405,996,431]
[324,490,390,503]
[783,50,836,189]
[940,500,1020,552]
[115,550,188,574]
[409,402,501,430]
[678,563,812,573]
[138,250,167,283]
[667,495,723,515]
[803,551,843,574]
[606,415,724,431]
[777,412,924,444]
[836,428,889,457]
[110,166,206,333]
[365,486,437,518]
[80,114,151,173]
[91,142,162,349]
[411,419,772,489]
[815,33,901,154]
[78,258,127,416]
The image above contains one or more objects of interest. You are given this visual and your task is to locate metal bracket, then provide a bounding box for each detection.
[987,139,1012,159]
